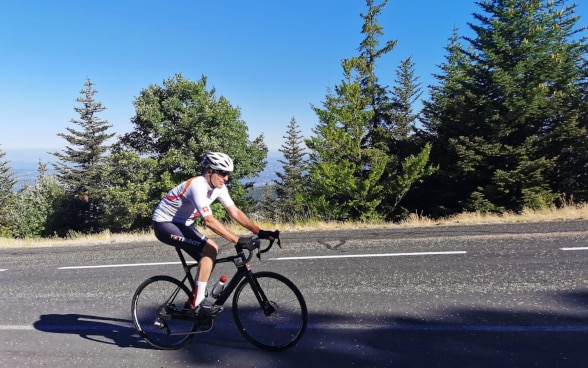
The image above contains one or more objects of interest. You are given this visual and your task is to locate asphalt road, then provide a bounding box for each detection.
[1,220,588,367]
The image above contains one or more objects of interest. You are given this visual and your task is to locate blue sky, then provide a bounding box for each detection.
[1,0,587,161]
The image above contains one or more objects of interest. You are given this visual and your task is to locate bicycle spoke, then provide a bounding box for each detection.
[232,272,307,351]
[132,276,195,350]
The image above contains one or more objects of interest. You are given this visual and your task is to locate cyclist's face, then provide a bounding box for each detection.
[210,169,229,188]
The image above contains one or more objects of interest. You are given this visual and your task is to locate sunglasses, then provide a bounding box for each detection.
[213,169,230,178]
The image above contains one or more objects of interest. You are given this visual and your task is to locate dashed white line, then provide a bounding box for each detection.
[269,250,466,261]
[56,252,465,269]
[58,261,196,270]
[0,325,34,330]
[561,247,588,251]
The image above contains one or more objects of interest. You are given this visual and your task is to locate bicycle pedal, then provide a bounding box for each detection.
[196,301,223,317]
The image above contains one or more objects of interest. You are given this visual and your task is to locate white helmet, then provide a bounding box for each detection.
[202,151,234,172]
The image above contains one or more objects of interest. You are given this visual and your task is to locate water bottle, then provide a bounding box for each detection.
[211,275,227,298]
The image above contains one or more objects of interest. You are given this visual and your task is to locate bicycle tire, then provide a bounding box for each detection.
[131,275,196,350]
[232,271,308,351]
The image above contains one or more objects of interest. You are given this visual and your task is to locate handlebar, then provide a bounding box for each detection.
[256,230,281,260]
[235,230,281,260]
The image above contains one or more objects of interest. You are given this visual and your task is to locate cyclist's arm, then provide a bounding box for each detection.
[202,214,240,243]
[225,205,260,235]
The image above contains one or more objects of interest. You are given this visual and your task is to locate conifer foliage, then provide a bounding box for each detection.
[306,0,435,221]
[272,117,309,221]
[51,78,115,234]
[5,0,588,239]
[421,0,588,213]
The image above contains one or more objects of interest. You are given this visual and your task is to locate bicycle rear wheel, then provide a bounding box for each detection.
[131,275,195,350]
[232,271,308,351]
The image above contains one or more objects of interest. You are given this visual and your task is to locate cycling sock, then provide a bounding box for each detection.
[194,281,207,307]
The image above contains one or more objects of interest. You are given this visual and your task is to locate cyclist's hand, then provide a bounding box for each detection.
[258,229,278,240]
[237,236,259,251]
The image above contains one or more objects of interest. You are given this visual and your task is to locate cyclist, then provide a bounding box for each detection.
[152,151,274,313]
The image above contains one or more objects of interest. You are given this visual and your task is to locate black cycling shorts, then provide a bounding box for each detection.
[152,221,208,261]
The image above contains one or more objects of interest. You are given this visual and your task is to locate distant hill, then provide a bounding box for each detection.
[247,151,283,187]
[5,148,282,191]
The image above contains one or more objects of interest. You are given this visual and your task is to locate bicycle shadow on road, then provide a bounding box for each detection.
[33,313,151,349]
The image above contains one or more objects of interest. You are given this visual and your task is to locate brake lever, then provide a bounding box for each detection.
[259,230,281,255]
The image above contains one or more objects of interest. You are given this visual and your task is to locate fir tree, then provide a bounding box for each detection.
[379,56,435,219]
[345,0,397,150]
[306,63,388,221]
[257,183,278,222]
[306,0,436,221]
[422,0,588,212]
[273,117,309,221]
[51,78,115,233]
[390,57,422,140]
[417,29,475,216]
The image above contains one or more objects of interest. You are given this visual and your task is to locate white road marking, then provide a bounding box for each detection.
[561,247,588,251]
[0,269,7,272]
[269,250,466,261]
[58,261,196,270]
[57,252,463,269]
[0,325,34,330]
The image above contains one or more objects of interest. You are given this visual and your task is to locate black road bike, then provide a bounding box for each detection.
[131,232,308,351]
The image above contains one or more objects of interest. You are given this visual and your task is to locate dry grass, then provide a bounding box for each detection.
[399,203,588,227]
[0,229,155,249]
[1,203,586,249]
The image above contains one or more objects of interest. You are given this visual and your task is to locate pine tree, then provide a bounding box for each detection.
[421,29,471,141]
[257,183,278,222]
[417,29,475,216]
[306,0,436,221]
[390,57,422,140]
[537,1,588,202]
[379,57,437,219]
[306,64,388,221]
[273,117,309,222]
[51,78,115,233]
[422,0,588,213]
[345,0,397,150]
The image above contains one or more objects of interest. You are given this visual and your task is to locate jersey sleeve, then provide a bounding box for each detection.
[215,185,235,209]
[185,178,235,218]
[186,178,214,218]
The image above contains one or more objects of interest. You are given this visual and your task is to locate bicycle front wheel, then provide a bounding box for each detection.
[232,271,308,351]
[131,275,195,350]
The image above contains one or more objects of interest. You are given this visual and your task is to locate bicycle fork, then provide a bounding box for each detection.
[215,260,276,316]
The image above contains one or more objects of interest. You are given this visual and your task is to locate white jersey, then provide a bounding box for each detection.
[152,175,235,226]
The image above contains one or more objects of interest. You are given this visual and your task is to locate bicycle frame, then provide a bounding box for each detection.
[174,246,274,316]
